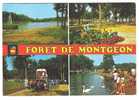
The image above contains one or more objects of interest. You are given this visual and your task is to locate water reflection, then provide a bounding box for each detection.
[70,73,112,95]
[18,22,58,30]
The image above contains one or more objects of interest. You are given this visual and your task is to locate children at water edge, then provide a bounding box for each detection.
[112,68,126,95]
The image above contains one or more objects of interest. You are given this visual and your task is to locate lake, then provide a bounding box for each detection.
[70,72,113,95]
[18,22,58,30]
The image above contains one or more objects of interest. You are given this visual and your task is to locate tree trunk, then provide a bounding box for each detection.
[61,6,64,27]
[64,7,67,28]
[56,10,59,26]
[98,4,102,28]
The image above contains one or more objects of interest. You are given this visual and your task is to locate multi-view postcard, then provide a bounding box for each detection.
[3,3,136,96]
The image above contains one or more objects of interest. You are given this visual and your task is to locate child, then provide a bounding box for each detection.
[119,77,126,95]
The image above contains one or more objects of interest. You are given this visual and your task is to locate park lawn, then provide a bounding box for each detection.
[8,84,69,96]
[3,80,25,95]
[3,26,67,44]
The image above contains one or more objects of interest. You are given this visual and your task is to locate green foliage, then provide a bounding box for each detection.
[3,80,24,95]
[70,30,123,44]
[69,3,135,24]
[3,24,18,29]
[54,4,68,28]
[12,56,30,79]
[8,56,68,81]
[3,57,8,80]
[3,11,62,24]
[70,55,94,71]
[40,27,68,43]
[100,55,114,71]
[115,63,136,71]
[38,55,68,81]
[3,11,32,24]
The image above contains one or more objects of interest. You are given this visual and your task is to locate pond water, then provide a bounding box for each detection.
[70,73,112,95]
[18,22,58,30]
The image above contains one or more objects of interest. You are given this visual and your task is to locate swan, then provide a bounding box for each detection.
[82,85,93,94]
[100,76,104,80]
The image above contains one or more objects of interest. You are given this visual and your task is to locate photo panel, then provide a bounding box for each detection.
[3,55,69,96]
[69,3,135,45]
[70,54,136,95]
[3,3,68,44]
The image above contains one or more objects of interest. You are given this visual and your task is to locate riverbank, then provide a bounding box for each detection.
[96,70,136,95]
[3,26,67,44]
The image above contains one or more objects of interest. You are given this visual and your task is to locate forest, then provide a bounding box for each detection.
[3,55,68,82]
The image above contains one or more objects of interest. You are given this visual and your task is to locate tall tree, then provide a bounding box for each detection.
[54,4,68,28]
[70,55,94,71]
[3,57,8,80]
[101,55,115,71]
[13,56,30,79]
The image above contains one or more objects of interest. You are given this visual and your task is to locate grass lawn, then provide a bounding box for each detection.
[8,84,69,96]
[3,80,25,95]
[3,26,67,44]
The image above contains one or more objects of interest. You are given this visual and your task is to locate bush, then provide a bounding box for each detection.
[3,24,18,29]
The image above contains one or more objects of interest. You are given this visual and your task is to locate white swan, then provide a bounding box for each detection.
[82,85,93,94]
[100,76,104,80]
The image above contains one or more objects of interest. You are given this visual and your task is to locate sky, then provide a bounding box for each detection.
[3,4,56,18]
[6,55,56,70]
[85,54,136,66]
[6,54,136,70]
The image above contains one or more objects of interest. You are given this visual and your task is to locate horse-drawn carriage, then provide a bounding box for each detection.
[28,68,48,91]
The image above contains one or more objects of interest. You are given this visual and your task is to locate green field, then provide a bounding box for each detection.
[3,80,25,95]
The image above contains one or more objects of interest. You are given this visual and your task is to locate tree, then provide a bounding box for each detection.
[101,55,115,71]
[69,3,135,25]
[70,55,94,72]
[35,56,68,82]
[12,56,30,79]
[54,4,68,28]
[3,57,8,80]
[27,59,38,80]
[69,3,86,25]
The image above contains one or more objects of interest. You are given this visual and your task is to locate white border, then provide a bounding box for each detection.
[0,0,137,3]
[0,0,138,100]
